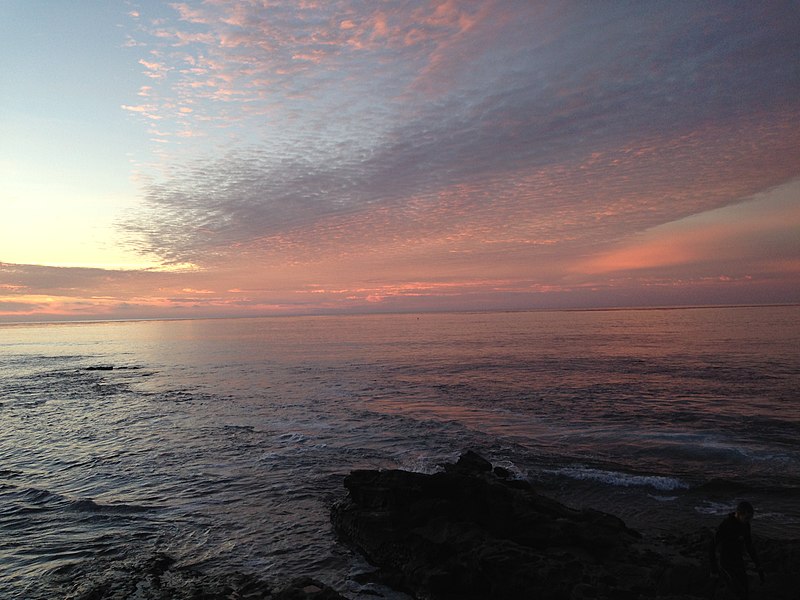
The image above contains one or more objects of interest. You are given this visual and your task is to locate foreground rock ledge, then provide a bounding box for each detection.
[331,451,800,600]
[62,553,346,600]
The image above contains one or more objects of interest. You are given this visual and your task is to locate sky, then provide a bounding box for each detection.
[1,1,799,321]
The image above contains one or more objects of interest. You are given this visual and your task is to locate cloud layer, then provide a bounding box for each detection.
[123,2,800,264]
[3,1,799,319]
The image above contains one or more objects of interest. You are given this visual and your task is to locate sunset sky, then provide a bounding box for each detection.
[2,1,799,321]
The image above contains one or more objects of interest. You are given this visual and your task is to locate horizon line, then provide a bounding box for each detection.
[1,302,798,327]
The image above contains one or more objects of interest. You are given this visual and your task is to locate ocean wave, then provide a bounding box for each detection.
[549,466,689,491]
[689,500,792,520]
[694,477,799,496]
[22,487,59,503]
[277,432,307,444]
[68,499,154,513]
[12,487,155,515]
[648,494,679,502]
[223,424,255,432]
[694,501,734,516]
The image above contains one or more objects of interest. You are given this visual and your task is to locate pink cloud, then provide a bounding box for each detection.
[110,2,800,315]
[576,180,800,278]
[138,58,170,79]
[121,103,151,113]
[170,2,210,24]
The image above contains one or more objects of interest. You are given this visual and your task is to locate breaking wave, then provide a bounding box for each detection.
[550,466,689,491]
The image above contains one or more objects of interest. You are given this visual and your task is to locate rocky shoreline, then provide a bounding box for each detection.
[61,451,799,599]
[59,552,347,600]
[331,451,800,600]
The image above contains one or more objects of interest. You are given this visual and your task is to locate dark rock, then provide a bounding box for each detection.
[333,452,639,599]
[61,554,272,599]
[272,576,348,599]
[493,466,510,479]
[332,451,800,600]
[58,552,346,600]
[442,449,492,475]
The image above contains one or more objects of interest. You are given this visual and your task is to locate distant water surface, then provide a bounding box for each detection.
[1,306,798,598]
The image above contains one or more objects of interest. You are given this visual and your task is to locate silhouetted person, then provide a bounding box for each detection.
[710,501,764,599]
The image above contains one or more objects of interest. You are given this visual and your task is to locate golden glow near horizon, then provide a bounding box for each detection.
[1,2,799,321]
[1,191,161,271]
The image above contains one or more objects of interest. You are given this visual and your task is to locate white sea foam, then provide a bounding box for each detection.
[648,494,679,502]
[551,466,689,491]
[397,455,442,475]
[694,501,735,515]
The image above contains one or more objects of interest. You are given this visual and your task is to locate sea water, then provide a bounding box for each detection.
[1,307,799,598]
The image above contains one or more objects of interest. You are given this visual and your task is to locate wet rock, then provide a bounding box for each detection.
[442,449,492,474]
[332,451,800,600]
[272,576,349,599]
[58,552,346,600]
[61,555,268,599]
[332,452,639,599]
[492,466,511,479]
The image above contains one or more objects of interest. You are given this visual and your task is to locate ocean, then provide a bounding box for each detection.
[1,306,799,598]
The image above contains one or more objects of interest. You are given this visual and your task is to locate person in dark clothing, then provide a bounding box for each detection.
[710,501,765,599]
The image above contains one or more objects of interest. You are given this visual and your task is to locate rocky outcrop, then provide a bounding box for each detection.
[331,451,800,600]
[60,552,347,600]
